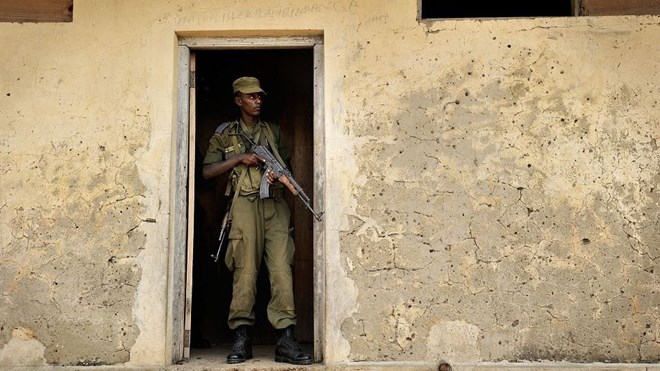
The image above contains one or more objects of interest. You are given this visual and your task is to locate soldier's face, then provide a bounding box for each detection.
[235,92,264,116]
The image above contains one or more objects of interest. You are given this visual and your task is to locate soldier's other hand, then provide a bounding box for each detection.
[266,169,277,184]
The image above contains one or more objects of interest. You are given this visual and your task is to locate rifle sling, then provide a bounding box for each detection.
[263,122,288,170]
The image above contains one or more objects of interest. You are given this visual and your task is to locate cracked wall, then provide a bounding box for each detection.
[0,142,146,365]
[0,103,148,365]
[0,3,154,364]
[338,10,659,364]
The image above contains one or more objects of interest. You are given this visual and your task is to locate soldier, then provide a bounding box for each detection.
[202,76,312,365]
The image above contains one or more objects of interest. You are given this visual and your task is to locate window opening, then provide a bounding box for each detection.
[421,0,573,19]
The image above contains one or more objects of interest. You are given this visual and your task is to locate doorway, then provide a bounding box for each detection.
[172,36,325,363]
[192,47,315,346]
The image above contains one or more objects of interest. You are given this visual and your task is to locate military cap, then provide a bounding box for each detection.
[232,76,266,95]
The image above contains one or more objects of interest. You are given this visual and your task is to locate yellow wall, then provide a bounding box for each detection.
[0,0,658,367]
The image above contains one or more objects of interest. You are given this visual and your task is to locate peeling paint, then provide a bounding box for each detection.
[339,9,659,364]
[0,328,46,367]
[428,321,481,364]
[0,119,147,365]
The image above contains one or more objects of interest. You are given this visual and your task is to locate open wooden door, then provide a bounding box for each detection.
[183,52,197,359]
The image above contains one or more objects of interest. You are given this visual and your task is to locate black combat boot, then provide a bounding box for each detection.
[274,326,312,365]
[227,325,253,364]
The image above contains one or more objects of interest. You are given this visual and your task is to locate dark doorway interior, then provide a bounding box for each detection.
[191,49,315,351]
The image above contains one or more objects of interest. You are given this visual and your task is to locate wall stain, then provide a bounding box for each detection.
[0,114,149,364]
[340,43,659,363]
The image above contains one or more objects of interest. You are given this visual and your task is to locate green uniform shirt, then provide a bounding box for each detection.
[204,119,290,196]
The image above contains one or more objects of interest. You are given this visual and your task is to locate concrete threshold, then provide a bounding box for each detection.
[5,345,660,371]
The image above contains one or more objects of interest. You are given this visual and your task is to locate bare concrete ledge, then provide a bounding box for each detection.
[5,362,660,370]
[4,364,660,371]
[4,345,659,371]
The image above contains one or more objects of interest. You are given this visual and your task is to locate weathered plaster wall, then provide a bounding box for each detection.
[0,0,657,367]
[338,11,660,364]
[0,1,170,366]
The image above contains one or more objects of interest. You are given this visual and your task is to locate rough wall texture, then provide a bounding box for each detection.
[0,0,658,367]
[337,11,659,364]
[0,30,150,364]
[0,3,158,365]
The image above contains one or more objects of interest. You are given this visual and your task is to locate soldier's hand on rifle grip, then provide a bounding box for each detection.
[240,153,262,167]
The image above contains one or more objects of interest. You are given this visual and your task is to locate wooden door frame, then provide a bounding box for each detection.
[169,35,325,363]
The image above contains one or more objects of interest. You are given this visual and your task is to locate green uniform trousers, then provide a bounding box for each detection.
[225,191,297,330]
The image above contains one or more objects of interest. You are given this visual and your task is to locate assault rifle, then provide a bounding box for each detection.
[237,131,324,222]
